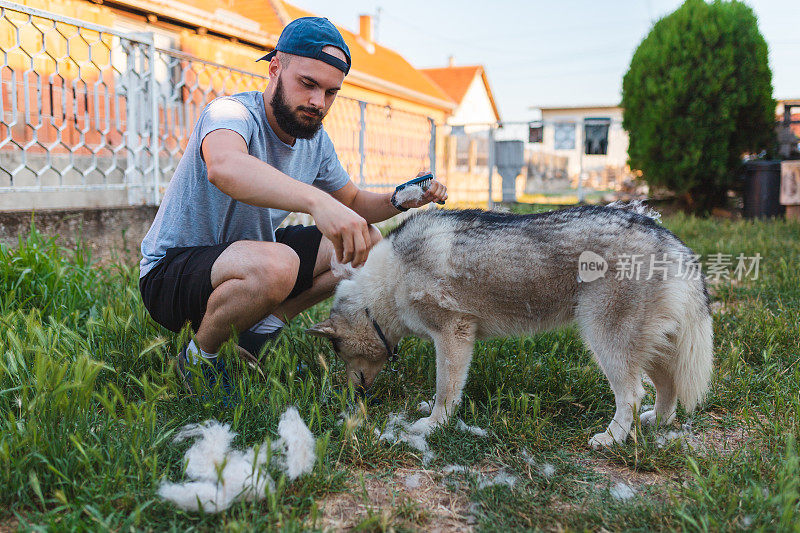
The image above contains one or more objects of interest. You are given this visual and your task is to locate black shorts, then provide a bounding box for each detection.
[139,225,323,333]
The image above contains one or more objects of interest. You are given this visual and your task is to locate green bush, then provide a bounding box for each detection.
[621,0,775,211]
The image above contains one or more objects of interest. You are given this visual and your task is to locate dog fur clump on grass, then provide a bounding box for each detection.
[308,203,713,448]
[158,407,316,512]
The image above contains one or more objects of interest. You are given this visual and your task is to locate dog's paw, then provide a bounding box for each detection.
[640,409,658,427]
[640,409,676,427]
[589,431,617,449]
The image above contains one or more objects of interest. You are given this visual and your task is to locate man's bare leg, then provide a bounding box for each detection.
[196,226,381,355]
[194,241,300,353]
[269,236,337,322]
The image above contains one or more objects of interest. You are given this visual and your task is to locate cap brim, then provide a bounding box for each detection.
[257,50,276,62]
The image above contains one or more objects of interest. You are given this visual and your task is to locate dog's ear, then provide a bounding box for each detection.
[306,319,336,339]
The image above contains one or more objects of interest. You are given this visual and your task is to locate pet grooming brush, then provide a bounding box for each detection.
[390,173,446,211]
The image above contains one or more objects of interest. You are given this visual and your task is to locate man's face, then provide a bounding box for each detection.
[269,49,345,140]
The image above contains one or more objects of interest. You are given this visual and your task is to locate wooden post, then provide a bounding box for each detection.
[781,161,800,221]
[468,139,477,173]
[447,135,457,174]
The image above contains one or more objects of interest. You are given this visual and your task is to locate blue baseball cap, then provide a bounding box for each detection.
[258,17,351,75]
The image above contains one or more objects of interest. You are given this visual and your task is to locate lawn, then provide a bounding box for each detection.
[1,208,799,531]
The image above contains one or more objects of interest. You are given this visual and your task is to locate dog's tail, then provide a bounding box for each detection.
[672,278,714,412]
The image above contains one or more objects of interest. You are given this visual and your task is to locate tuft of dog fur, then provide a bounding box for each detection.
[158,407,316,512]
[393,184,425,206]
[606,199,662,223]
[274,407,316,480]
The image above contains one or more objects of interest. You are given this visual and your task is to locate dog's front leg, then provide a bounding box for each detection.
[410,319,476,435]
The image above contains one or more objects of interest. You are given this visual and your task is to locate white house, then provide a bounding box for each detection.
[531,105,631,188]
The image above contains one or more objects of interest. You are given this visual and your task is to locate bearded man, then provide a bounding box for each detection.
[138,17,447,397]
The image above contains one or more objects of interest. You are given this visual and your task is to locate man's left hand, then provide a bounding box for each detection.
[401,174,448,209]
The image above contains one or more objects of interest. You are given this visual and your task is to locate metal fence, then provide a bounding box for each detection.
[0,0,435,210]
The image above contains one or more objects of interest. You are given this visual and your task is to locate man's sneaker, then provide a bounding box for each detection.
[237,328,283,359]
[238,328,310,378]
[176,345,235,403]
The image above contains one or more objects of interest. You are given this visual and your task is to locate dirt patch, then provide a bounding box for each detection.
[315,466,473,532]
[576,416,755,500]
[581,456,678,489]
[687,413,754,454]
[581,415,755,489]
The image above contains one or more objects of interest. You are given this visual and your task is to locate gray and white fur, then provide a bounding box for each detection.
[308,204,714,448]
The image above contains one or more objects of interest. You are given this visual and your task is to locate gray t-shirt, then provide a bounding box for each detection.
[139,91,350,278]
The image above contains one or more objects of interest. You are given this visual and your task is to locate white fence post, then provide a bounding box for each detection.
[123,39,141,205]
[428,117,436,176]
[148,38,160,206]
[358,100,366,188]
[487,126,495,209]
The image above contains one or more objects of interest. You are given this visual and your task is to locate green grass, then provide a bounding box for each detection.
[1,209,799,531]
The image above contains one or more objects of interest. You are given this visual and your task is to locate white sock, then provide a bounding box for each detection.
[248,314,285,334]
[187,339,218,365]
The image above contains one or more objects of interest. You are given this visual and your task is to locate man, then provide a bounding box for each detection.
[138,17,447,397]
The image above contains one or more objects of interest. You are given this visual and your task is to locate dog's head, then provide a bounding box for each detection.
[306,289,390,390]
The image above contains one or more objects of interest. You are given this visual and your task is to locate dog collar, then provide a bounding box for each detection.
[365,308,398,363]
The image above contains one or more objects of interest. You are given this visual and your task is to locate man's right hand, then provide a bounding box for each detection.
[311,196,373,268]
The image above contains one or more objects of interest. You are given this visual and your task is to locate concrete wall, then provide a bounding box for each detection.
[0,206,411,267]
[0,206,157,265]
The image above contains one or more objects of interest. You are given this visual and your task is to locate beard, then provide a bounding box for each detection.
[270,76,324,140]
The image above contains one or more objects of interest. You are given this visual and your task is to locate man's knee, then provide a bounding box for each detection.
[251,243,300,299]
[221,241,300,301]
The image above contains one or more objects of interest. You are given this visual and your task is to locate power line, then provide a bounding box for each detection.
[379,10,646,56]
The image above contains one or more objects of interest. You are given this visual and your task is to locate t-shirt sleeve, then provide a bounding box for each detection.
[313,130,351,192]
[198,97,254,152]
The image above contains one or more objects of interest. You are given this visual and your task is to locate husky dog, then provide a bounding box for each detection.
[307,204,713,448]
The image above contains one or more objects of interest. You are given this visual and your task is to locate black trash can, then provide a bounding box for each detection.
[741,160,785,218]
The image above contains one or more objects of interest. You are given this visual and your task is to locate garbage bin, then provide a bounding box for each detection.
[495,140,524,203]
[742,160,785,218]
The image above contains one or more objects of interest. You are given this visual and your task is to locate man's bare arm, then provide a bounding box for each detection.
[203,129,372,267]
[330,177,448,224]
[204,129,326,211]
[328,182,397,224]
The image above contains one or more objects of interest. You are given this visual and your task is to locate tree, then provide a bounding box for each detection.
[621,0,774,211]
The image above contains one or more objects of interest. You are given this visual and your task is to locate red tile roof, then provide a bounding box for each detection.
[421,65,500,121]
[104,0,454,111]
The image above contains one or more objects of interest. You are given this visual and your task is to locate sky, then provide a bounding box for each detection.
[291,0,800,122]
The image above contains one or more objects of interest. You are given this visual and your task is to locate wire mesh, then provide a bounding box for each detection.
[0,1,435,208]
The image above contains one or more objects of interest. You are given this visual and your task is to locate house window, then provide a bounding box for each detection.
[584,117,610,155]
[553,122,575,150]
[528,122,543,143]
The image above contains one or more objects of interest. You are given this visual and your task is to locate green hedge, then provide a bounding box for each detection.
[622,0,775,211]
